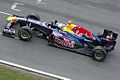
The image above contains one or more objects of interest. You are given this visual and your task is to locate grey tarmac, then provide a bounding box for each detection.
[0,0,120,80]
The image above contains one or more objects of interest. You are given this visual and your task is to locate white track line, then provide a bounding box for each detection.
[0,34,71,80]
[0,60,71,80]
[0,11,12,16]
[11,3,24,11]
[36,0,46,5]
[0,32,70,80]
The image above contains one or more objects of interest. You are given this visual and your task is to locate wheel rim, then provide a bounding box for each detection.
[94,51,104,60]
[21,31,29,39]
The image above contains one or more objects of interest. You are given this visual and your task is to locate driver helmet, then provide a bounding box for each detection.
[67,20,71,25]
[67,20,72,29]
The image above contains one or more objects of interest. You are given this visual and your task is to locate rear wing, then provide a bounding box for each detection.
[103,29,118,40]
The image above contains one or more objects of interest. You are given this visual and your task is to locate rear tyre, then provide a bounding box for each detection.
[26,13,40,21]
[92,46,107,62]
[18,26,32,41]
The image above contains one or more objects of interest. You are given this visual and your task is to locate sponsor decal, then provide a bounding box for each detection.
[54,35,74,48]
[95,50,102,52]
[76,33,83,37]
[72,26,95,40]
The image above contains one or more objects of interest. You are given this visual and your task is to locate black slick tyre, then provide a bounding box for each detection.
[18,26,32,41]
[92,46,107,62]
[26,13,40,21]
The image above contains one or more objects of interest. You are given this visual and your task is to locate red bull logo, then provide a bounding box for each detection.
[54,35,75,48]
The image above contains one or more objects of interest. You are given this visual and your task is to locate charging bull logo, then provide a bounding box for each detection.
[54,35,75,48]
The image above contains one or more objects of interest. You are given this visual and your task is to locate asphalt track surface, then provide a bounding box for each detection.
[0,0,120,80]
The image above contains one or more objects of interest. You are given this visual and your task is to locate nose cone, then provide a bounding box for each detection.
[7,16,14,21]
[7,16,16,23]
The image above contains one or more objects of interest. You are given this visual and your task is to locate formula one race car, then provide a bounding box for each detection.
[2,13,118,62]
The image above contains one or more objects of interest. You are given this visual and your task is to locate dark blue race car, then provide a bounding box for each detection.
[3,13,118,62]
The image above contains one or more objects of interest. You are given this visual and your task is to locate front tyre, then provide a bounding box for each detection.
[18,26,32,41]
[26,13,40,21]
[92,46,107,62]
